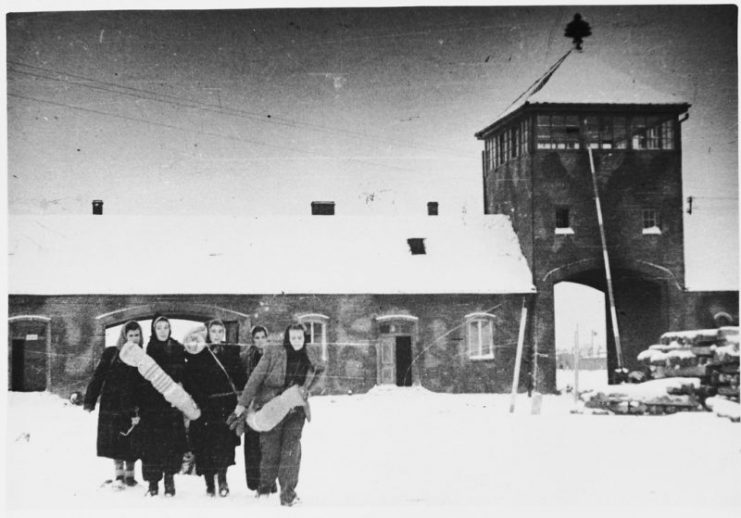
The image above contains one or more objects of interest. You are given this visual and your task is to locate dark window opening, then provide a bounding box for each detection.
[92,200,103,215]
[427,202,439,216]
[555,207,570,229]
[407,238,426,255]
[311,201,335,215]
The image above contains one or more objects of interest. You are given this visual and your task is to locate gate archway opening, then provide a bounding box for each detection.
[554,281,607,390]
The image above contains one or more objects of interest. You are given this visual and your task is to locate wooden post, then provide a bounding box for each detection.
[509,298,529,413]
[573,324,580,405]
[587,146,624,370]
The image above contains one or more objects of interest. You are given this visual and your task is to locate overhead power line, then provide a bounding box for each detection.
[8,60,469,157]
[8,91,416,173]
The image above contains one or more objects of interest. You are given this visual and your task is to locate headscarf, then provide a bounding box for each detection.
[148,314,172,346]
[205,318,226,344]
[115,320,144,349]
[282,323,312,388]
[183,325,207,355]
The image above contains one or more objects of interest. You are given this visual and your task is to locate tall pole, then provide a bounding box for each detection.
[509,298,529,413]
[573,324,580,405]
[587,147,624,371]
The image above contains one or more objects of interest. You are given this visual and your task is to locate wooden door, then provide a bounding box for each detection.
[378,335,396,385]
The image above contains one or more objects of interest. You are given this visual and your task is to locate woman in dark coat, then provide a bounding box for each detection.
[132,315,188,497]
[183,319,240,497]
[83,320,143,488]
[242,325,277,494]
[233,323,314,507]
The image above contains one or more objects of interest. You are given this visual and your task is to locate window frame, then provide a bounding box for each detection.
[641,208,662,235]
[464,313,496,360]
[297,313,329,361]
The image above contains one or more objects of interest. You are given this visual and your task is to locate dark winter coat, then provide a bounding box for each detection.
[242,345,265,490]
[131,337,189,467]
[83,346,139,461]
[183,346,241,474]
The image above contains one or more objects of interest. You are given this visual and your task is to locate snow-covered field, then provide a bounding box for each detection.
[5,382,740,518]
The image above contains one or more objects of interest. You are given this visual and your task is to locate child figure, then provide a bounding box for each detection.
[84,320,143,488]
[183,320,240,497]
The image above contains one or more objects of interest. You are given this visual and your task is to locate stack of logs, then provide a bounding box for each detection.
[582,327,738,418]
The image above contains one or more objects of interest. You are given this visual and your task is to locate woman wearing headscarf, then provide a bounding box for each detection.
[232,323,314,507]
[132,314,188,496]
[83,320,143,488]
[183,320,240,497]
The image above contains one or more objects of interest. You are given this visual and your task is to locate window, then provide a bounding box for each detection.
[536,113,674,151]
[311,201,335,215]
[631,117,674,150]
[487,118,531,168]
[642,209,661,235]
[427,202,439,216]
[298,314,329,361]
[466,315,495,360]
[538,114,581,150]
[407,238,426,255]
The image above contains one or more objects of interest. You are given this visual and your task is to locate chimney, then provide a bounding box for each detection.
[92,200,103,215]
[311,201,335,215]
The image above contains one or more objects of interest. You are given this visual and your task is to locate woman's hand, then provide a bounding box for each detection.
[233,404,246,417]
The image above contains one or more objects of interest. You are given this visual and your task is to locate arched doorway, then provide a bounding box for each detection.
[93,302,251,368]
[542,259,676,385]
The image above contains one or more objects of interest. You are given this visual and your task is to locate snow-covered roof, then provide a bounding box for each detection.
[8,214,534,295]
[477,49,689,137]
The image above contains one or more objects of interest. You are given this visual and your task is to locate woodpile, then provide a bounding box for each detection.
[581,327,738,418]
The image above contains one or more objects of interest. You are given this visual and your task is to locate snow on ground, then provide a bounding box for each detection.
[5,386,740,518]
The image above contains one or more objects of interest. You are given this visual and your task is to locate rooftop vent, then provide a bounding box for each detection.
[92,200,103,215]
[427,202,439,216]
[407,238,426,255]
[311,201,335,215]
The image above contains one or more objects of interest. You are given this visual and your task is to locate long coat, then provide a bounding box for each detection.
[183,346,241,474]
[131,339,189,469]
[83,346,139,461]
[242,346,264,490]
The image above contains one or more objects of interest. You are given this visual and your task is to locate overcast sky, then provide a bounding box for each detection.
[4,2,738,290]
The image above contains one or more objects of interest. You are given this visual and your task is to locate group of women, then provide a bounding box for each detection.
[83,315,314,507]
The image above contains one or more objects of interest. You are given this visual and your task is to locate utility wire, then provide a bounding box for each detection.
[9,60,469,157]
[8,92,416,173]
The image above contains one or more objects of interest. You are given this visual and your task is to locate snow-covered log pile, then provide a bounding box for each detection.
[637,327,739,384]
[582,378,703,415]
[632,327,739,420]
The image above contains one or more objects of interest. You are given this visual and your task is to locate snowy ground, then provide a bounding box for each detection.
[5,378,740,518]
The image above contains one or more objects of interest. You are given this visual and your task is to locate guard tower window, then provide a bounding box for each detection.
[631,117,674,150]
[555,207,570,228]
[488,118,530,168]
[311,201,335,215]
[641,209,661,234]
[537,115,581,149]
[407,238,426,255]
